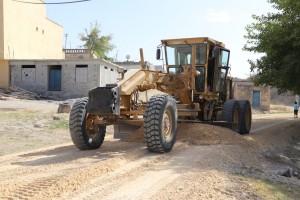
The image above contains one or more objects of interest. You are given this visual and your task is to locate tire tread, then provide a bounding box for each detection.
[143,94,177,153]
[69,98,105,150]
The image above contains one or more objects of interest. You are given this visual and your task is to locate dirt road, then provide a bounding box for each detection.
[0,99,299,199]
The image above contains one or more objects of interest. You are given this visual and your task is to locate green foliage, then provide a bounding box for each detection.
[79,21,115,59]
[0,110,40,122]
[233,174,300,200]
[244,0,300,94]
[0,111,68,130]
[47,119,68,130]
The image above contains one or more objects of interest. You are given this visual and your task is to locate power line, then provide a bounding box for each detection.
[12,0,91,4]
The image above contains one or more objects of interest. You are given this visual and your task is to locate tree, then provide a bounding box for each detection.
[244,0,300,94]
[79,21,115,60]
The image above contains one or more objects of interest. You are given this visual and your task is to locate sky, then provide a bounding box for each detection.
[45,0,274,78]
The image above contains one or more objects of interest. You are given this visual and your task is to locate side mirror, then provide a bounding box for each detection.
[156,48,161,60]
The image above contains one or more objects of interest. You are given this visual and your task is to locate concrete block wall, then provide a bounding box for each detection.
[60,61,98,98]
[10,60,47,93]
[253,85,270,111]
[232,81,270,111]
[10,59,122,99]
[233,84,253,101]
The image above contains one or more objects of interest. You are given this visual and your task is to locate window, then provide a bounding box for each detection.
[218,67,227,93]
[22,65,35,68]
[219,50,230,67]
[76,65,88,83]
[195,44,207,65]
[195,67,205,92]
[168,66,183,74]
[166,44,192,66]
[21,65,36,82]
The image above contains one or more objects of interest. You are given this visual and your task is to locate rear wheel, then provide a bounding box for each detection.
[144,94,178,153]
[69,98,106,150]
[238,100,252,134]
[222,99,240,132]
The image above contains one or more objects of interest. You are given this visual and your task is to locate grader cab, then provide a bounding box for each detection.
[69,37,252,153]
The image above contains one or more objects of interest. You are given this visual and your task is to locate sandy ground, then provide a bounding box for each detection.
[0,97,299,199]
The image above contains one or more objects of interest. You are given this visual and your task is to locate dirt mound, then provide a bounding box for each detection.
[121,128,144,143]
[176,123,250,146]
[123,90,253,146]
[121,123,252,147]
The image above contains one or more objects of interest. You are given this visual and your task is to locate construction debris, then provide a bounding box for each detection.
[0,86,41,100]
[57,102,71,113]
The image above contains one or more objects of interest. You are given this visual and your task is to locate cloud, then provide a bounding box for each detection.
[205,9,231,23]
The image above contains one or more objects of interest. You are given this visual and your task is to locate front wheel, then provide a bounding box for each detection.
[143,94,178,153]
[69,98,106,150]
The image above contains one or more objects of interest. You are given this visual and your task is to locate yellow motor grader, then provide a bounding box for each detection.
[69,37,252,153]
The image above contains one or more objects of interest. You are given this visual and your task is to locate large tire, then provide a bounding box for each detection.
[69,98,106,150]
[222,99,240,133]
[143,94,178,153]
[238,100,252,134]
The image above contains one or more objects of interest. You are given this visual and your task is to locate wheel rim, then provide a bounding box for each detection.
[162,109,172,139]
[232,108,239,130]
[86,114,99,142]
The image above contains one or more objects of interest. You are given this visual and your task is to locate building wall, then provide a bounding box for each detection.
[233,81,270,111]
[0,60,9,88]
[0,0,3,59]
[255,85,270,111]
[2,0,63,59]
[10,59,123,99]
[0,0,64,89]
[0,1,7,88]
[64,49,92,60]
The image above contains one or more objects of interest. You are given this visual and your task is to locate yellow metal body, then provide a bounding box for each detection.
[73,37,251,147]
[89,37,232,133]
[114,37,230,117]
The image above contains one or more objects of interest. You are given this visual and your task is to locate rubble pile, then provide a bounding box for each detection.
[0,86,40,100]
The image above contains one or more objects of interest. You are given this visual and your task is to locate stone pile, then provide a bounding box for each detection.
[0,86,40,100]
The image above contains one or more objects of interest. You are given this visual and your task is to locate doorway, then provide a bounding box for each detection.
[252,90,261,108]
[48,65,62,91]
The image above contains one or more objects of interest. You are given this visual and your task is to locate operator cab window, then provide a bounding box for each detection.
[195,44,207,65]
[218,49,230,93]
[219,50,230,68]
[195,66,205,92]
[168,66,184,74]
[166,44,192,66]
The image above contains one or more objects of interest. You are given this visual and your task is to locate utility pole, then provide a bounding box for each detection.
[65,34,68,49]
[115,50,118,62]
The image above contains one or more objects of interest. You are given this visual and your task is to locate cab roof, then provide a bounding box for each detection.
[161,37,225,48]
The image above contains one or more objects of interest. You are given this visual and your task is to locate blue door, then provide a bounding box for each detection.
[252,90,260,108]
[49,66,61,91]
